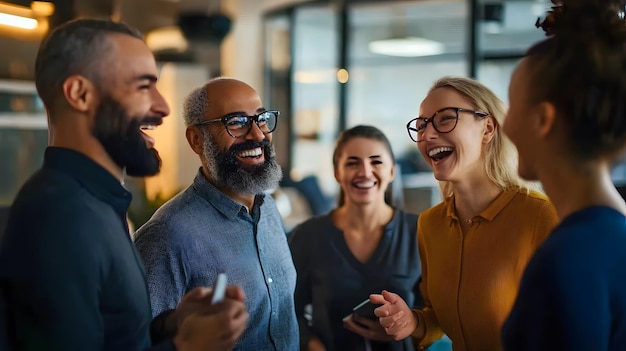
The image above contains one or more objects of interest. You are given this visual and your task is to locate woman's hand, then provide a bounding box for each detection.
[343,313,395,342]
[370,290,418,341]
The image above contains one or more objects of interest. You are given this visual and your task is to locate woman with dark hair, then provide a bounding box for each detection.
[289,125,422,351]
[502,0,626,349]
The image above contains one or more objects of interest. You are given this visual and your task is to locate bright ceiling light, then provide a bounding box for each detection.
[0,12,37,29]
[31,1,55,17]
[0,1,53,31]
[369,37,445,57]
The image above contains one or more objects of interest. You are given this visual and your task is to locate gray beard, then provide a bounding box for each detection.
[201,129,282,195]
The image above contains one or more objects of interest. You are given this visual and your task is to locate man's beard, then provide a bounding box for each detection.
[201,130,283,195]
[91,96,162,177]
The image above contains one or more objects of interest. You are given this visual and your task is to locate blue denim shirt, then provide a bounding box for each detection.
[134,170,299,350]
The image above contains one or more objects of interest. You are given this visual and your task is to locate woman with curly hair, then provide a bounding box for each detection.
[372,76,559,351]
[502,0,626,349]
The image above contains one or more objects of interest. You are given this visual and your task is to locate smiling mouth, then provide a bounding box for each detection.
[137,118,163,149]
[428,146,453,161]
[139,117,163,131]
[237,147,262,158]
[353,180,376,189]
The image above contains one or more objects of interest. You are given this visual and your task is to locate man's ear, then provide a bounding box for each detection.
[61,75,97,112]
[186,126,204,156]
[482,116,497,144]
[536,102,557,139]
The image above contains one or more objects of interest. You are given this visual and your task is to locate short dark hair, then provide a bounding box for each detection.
[525,0,626,160]
[35,18,143,108]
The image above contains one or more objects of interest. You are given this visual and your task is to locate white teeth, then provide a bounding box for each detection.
[428,147,453,157]
[140,124,157,130]
[238,147,262,158]
[354,181,375,189]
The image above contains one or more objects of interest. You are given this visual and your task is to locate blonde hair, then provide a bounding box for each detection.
[428,76,529,198]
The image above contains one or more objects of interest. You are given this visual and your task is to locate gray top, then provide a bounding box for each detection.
[289,210,422,351]
[134,170,299,351]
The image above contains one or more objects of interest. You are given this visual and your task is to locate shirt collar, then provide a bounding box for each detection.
[43,147,132,214]
[191,169,265,220]
[446,187,517,222]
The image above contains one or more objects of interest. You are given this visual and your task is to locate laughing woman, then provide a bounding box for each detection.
[372,77,559,351]
[289,125,422,351]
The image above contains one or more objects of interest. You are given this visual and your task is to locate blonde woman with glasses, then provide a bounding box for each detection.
[371,77,559,351]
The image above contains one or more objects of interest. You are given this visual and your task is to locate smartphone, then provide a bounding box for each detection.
[211,273,228,304]
[352,299,379,320]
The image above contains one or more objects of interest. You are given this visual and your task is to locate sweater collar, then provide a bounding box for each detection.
[43,147,132,214]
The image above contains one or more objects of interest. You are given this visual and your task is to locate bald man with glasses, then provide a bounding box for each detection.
[134,77,298,351]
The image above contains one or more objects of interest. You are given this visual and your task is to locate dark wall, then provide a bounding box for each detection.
[0,206,9,239]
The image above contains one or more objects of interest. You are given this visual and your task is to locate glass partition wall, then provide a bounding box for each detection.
[0,80,47,234]
[0,80,46,207]
[475,0,548,98]
[264,0,550,214]
[290,5,340,195]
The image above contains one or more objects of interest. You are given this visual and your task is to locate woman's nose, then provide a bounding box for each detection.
[358,163,373,176]
[421,121,439,141]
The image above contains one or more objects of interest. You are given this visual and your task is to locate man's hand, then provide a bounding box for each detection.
[171,285,248,351]
[170,286,246,330]
[343,313,395,342]
[370,290,417,341]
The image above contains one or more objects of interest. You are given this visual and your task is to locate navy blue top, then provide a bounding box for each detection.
[289,210,422,351]
[134,170,299,351]
[502,206,626,351]
[0,147,173,351]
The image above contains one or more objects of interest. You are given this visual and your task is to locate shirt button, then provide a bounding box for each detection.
[267,278,273,283]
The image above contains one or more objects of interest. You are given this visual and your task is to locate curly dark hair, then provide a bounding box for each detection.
[526,0,626,160]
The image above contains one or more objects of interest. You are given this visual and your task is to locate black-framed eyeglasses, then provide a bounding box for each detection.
[194,110,280,138]
[406,107,488,142]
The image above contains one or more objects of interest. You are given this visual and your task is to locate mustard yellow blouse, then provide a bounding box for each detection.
[412,187,558,351]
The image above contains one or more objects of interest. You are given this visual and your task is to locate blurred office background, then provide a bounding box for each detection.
[4,0,607,233]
